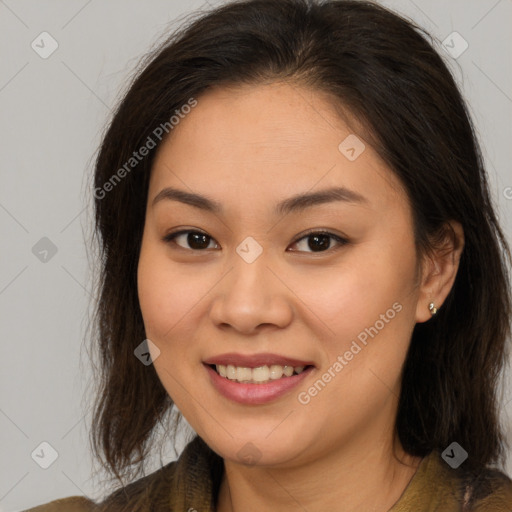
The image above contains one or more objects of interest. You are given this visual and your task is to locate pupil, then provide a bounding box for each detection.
[309,234,330,251]
[188,232,210,249]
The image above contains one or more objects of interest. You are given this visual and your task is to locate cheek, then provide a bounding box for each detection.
[137,244,206,340]
[290,239,418,400]
[137,254,172,338]
[291,244,416,340]
[137,245,203,407]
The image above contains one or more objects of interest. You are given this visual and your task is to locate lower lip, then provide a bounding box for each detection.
[204,364,314,405]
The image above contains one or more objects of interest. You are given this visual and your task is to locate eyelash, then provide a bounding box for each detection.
[161,229,349,254]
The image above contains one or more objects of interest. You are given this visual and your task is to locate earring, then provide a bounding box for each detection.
[429,302,438,316]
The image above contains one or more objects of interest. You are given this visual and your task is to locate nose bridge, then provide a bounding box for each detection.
[227,237,274,306]
[235,247,268,289]
[209,237,292,332]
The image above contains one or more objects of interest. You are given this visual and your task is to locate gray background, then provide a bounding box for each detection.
[1,0,511,510]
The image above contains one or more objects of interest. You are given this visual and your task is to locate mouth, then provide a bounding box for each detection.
[206,363,314,384]
[203,362,315,405]
[202,353,316,404]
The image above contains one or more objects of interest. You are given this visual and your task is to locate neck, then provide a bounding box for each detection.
[216,435,422,512]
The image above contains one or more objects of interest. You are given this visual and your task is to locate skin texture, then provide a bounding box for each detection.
[137,82,464,512]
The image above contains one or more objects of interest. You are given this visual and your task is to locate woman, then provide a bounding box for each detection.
[25,0,512,510]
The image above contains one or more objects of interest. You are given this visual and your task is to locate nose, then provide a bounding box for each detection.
[209,250,294,334]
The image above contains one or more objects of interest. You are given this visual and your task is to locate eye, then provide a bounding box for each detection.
[288,230,348,253]
[162,229,348,253]
[162,230,219,250]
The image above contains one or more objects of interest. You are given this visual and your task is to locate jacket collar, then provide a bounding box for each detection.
[169,435,223,511]
[167,436,510,511]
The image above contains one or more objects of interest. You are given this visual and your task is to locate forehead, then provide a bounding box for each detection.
[149,82,406,212]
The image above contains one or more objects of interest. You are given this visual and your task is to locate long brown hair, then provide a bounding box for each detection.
[88,0,512,489]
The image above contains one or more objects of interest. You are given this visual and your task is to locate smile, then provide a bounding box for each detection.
[204,363,315,405]
[212,363,308,384]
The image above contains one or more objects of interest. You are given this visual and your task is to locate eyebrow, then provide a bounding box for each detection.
[151,185,368,215]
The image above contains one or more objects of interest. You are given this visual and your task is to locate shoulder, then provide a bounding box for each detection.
[392,450,512,511]
[429,451,512,511]
[464,465,512,511]
[20,436,220,512]
[97,436,222,511]
[21,462,177,512]
[21,460,177,512]
[22,496,96,511]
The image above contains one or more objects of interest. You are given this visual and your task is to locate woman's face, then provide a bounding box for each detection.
[137,82,425,467]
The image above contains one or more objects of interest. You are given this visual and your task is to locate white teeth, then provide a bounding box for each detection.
[269,364,283,379]
[236,366,252,382]
[252,366,270,382]
[282,366,294,377]
[214,364,308,383]
[227,365,238,379]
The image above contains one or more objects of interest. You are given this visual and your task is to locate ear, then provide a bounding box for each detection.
[415,221,465,323]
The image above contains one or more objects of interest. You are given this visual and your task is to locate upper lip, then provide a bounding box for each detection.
[203,352,315,368]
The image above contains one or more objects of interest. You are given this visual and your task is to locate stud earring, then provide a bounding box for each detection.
[429,302,438,316]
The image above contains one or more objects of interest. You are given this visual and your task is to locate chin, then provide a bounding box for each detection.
[200,427,308,468]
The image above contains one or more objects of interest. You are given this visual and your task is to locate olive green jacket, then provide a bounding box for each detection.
[23,436,512,511]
